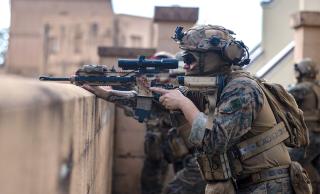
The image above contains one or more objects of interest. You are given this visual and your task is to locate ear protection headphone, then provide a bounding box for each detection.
[220,39,251,66]
[202,30,251,66]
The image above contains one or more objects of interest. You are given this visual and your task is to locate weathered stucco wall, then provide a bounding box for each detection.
[0,75,115,194]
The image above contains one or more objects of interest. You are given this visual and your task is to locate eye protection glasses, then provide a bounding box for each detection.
[182,52,197,65]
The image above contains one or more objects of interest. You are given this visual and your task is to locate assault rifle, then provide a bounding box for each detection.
[40,56,179,122]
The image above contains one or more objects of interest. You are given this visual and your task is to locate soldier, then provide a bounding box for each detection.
[288,58,320,193]
[140,51,173,194]
[150,25,311,194]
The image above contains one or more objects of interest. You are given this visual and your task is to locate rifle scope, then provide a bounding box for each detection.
[118,57,178,70]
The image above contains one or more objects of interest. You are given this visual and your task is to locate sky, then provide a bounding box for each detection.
[0,0,262,49]
[112,0,262,49]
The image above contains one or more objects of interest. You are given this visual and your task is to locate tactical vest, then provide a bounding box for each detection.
[166,77,219,163]
[196,73,292,184]
[298,82,320,132]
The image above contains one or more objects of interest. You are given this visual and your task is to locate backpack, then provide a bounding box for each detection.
[233,71,309,148]
[257,80,309,148]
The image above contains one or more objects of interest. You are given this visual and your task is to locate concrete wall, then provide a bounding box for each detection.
[154,21,195,54]
[292,11,320,64]
[263,51,295,88]
[0,75,115,194]
[114,14,154,48]
[112,108,146,194]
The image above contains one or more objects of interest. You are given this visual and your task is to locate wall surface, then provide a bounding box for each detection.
[0,75,115,194]
[247,0,299,75]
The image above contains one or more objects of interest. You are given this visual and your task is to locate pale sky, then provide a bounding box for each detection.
[0,0,262,49]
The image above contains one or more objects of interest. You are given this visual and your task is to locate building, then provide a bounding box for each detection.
[248,0,320,87]
[6,0,198,77]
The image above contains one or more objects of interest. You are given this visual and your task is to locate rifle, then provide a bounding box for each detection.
[39,56,179,122]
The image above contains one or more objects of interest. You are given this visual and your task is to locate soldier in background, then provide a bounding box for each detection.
[140,51,172,194]
[141,51,206,194]
[288,58,320,193]
[83,51,206,194]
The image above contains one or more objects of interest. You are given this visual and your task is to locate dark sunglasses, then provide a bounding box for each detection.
[182,52,197,65]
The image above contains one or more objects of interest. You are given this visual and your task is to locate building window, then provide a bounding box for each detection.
[44,24,59,55]
[131,35,142,48]
[60,25,66,40]
[90,23,99,38]
[74,24,83,54]
[48,37,59,54]
[119,35,126,47]
[103,28,112,38]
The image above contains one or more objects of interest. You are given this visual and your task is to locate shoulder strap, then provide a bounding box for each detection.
[310,83,320,110]
[235,122,289,161]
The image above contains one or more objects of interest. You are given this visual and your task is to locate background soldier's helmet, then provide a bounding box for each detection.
[150,51,175,73]
[172,25,250,66]
[294,58,319,79]
[150,51,174,59]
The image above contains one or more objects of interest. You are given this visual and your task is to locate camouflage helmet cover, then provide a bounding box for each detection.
[177,25,235,52]
[294,58,318,78]
[172,25,250,66]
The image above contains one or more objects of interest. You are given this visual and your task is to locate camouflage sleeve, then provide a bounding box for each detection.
[189,112,208,146]
[202,77,264,153]
[103,90,137,108]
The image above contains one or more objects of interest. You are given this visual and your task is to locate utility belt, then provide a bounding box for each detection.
[236,165,290,188]
[197,122,289,182]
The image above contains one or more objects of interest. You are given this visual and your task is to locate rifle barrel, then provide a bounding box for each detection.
[39,76,70,81]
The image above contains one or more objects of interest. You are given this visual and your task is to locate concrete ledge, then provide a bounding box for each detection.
[291,11,320,29]
[0,75,115,194]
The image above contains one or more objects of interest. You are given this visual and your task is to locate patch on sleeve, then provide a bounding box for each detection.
[219,97,245,114]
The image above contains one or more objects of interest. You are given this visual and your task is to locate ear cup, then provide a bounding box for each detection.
[223,41,245,63]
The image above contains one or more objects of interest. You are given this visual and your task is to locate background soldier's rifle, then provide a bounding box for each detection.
[40,56,179,122]
[40,56,221,122]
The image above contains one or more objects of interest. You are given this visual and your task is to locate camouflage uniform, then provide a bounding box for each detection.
[288,58,320,193]
[188,74,294,194]
[172,25,295,194]
[141,106,206,194]
[141,52,205,194]
[141,108,170,194]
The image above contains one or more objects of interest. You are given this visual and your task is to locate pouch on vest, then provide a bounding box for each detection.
[196,153,233,181]
[167,127,189,160]
[290,161,312,194]
[144,131,163,161]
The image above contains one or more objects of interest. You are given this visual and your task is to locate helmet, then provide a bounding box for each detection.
[294,58,318,79]
[172,25,250,66]
[151,51,174,59]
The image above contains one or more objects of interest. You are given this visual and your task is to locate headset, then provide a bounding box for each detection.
[173,26,251,67]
